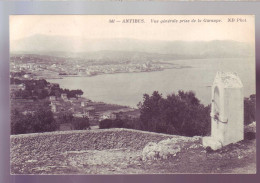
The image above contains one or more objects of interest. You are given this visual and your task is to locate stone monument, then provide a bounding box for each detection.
[202,71,244,150]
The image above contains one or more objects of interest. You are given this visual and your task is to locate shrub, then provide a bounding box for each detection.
[111,119,124,128]
[99,118,127,129]
[73,117,90,130]
[138,90,211,136]
[99,119,113,129]
[98,92,256,138]
[244,94,255,125]
[11,108,58,135]
[121,117,141,130]
[56,112,74,124]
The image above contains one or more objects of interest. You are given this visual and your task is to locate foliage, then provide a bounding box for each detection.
[138,91,211,136]
[46,112,90,130]
[119,117,141,130]
[10,78,83,99]
[98,91,210,136]
[56,112,74,124]
[11,106,90,134]
[63,89,84,98]
[244,94,256,125]
[99,119,113,129]
[99,117,141,129]
[73,117,90,130]
[111,119,124,128]
[11,108,58,135]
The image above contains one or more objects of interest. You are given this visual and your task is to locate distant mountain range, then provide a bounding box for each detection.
[10,34,254,60]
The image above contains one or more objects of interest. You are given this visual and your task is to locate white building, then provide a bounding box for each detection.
[61,93,68,101]
[49,96,56,101]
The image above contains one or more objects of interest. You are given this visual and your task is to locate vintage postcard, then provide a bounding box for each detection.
[10,15,256,174]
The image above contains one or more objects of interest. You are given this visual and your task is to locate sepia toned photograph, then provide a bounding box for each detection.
[10,15,256,174]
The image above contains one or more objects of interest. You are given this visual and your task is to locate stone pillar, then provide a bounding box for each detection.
[202,71,244,150]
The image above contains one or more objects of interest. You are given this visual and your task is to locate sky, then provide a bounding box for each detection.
[10,15,255,44]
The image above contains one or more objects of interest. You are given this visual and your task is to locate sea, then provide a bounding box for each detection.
[47,57,255,108]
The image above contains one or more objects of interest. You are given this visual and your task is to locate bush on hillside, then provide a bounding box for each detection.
[56,112,74,124]
[10,78,84,99]
[99,117,141,129]
[244,94,255,125]
[11,108,58,135]
[73,117,90,130]
[138,91,211,136]
[99,119,113,129]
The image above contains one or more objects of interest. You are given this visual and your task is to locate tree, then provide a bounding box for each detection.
[56,112,74,124]
[139,91,163,131]
[244,94,256,125]
[32,108,58,133]
[121,117,141,130]
[111,119,124,128]
[73,117,90,130]
[99,119,113,129]
[11,108,58,135]
[11,109,27,135]
[138,90,211,136]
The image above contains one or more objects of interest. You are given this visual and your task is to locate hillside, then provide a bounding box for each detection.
[10,35,254,59]
[11,127,256,174]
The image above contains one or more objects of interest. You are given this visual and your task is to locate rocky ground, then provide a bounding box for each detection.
[10,125,256,174]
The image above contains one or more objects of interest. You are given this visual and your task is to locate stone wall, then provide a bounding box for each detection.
[11,129,179,154]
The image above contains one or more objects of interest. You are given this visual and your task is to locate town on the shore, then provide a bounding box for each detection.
[10,54,157,131]
[10,54,183,79]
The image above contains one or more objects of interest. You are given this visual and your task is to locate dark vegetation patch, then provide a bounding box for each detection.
[99,92,256,138]
[244,132,256,140]
[10,78,83,100]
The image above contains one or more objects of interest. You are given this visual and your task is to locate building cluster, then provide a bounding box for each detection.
[72,62,163,76]
[10,54,164,79]
[10,55,141,125]
[10,71,137,123]
[49,94,133,121]
[49,94,96,119]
